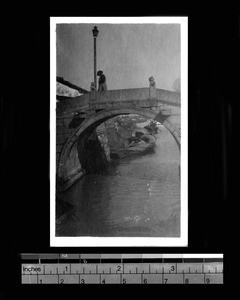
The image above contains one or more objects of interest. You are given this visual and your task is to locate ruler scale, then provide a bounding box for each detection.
[21,254,223,284]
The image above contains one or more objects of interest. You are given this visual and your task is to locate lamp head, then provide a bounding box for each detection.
[92,26,99,37]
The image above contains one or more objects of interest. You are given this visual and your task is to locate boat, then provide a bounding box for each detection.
[127,134,156,151]
[110,134,156,159]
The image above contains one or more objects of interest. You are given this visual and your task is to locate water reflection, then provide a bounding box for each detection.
[56,127,180,237]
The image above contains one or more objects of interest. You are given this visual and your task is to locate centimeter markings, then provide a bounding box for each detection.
[22,270,223,284]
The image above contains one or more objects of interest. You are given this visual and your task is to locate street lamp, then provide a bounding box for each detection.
[92,26,99,90]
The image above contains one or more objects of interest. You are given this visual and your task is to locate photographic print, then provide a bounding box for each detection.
[50,17,188,246]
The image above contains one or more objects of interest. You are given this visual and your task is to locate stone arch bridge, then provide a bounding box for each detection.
[56,86,181,190]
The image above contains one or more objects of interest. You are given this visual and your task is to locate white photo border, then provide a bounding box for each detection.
[50,16,188,247]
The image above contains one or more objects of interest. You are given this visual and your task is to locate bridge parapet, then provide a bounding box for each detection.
[92,87,150,102]
[156,89,180,105]
[56,87,180,116]
[90,87,180,105]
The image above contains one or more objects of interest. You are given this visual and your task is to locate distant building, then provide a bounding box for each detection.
[56,76,88,101]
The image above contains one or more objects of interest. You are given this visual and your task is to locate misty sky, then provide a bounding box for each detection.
[56,23,180,91]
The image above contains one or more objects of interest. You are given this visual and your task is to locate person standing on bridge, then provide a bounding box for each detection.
[149,76,156,88]
[97,70,107,92]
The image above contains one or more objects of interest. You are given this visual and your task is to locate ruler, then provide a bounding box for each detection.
[21,254,223,284]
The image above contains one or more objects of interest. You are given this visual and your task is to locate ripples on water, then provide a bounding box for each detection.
[56,127,180,237]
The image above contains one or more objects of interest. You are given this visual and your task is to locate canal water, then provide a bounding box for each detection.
[56,127,180,237]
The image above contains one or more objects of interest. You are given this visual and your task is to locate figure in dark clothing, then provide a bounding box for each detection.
[97,70,107,92]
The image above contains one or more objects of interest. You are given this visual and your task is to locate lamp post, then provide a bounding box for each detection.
[92,26,99,90]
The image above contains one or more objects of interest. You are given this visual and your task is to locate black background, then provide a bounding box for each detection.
[0,3,238,294]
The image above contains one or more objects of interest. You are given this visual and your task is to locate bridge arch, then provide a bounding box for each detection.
[58,107,180,187]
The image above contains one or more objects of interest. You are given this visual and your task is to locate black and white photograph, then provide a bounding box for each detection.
[1,4,237,291]
[50,17,188,247]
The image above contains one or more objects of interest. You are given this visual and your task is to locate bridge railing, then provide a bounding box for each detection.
[91,87,150,102]
[56,87,180,115]
[90,87,180,104]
